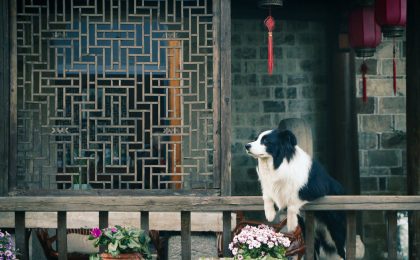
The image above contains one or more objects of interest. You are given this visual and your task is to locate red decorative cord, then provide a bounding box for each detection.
[393,38,397,95]
[361,61,368,103]
[264,15,275,75]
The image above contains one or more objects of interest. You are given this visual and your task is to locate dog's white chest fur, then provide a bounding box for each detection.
[257,146,311,230]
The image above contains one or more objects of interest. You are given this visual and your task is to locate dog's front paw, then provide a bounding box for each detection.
[265,207,276,222]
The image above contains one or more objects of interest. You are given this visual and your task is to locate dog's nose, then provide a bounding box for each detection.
[245,144,251,150]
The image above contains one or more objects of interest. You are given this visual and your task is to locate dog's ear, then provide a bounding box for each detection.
[279,130,297,147]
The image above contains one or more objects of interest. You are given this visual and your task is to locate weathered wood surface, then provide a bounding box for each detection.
[346,211,356,260]
[407,0,420,259]
[387,211,398,260]
[212,0,221,190]
[220,0,231,196]
[278,118,313,157]
[15,211,27,260]
[181,211,191,260]
[1,196,420,212]
[304,211,315,260]
[222,211,232,257]
[57,211,67,260]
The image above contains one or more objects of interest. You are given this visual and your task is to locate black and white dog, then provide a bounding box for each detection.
[245,129,346,259]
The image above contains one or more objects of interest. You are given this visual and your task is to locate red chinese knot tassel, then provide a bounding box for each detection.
[361,61,368,103]
[264,16,275,75]
[393,40,397,95]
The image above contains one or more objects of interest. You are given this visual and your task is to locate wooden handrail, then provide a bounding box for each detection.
[2,196,420,260]
[1,195,420,212]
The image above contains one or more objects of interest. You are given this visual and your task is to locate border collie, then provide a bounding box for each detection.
[245,129,346,259]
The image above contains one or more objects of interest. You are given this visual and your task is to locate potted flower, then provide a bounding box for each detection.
[229,224,291,260]
[0,230,19,260]
[88,226,151,260]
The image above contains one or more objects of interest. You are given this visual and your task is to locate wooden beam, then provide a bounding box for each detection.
[304,211,315,260]
[222,211,232,257]
[8,0,17,192]
[99,211,109,253]
[15,211,28,260]
[141,211,149,232]
[181,211,191,260]
[386,211,397,260]
[346,211,357,260]
[220,0,231,196]
[57,211,67,260]
[1,196,420,212]
[212,0,221,190]
[407,0,420,259]
[0,0,9,196]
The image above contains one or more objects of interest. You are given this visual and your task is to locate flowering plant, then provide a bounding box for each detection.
[88,225,151,259]
[229,224,290,260]
[0,230,18,260]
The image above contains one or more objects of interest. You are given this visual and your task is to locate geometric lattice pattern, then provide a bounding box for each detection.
[16,0,214,190]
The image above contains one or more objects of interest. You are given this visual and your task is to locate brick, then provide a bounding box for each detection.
[234,128,258,141]
[232,33,242,46]
[284,21,309,31]
[387,176,407,194]
[299,60,313,72]
[376,42,393,58]
[360,115,393,132]
[381,132,406,149]
[287,75,309,86]
[233,101,260,113]
[381,59,406,76]
[356,97,375,114]
[263,101,285,113]
[390,167,404,175]
[232,61,241,73]
[244,61,266,73]
[247,115,272,126]
[379,177,387,191]
[248,87,271,99]
[368,168,391,176]
[355,59,378,75]
[233,74,257,86]
[358,132,378,149]
[286,88,297,99]
[394,115,406,131]
[274,88,284,99]
[297,33,321,45]
[233,47,257,59]
[261,74,283,86]
[358,78,406,97]
[360,176,378,191]
[244,33,259,46]
[288,100,314,113]
[378,97,406,114]
[367,150,399,167]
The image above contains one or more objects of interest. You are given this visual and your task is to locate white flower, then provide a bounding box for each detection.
[237,254,244,260]
[229,242,234,251]
[232,247,238,256]
[268,241,274,248]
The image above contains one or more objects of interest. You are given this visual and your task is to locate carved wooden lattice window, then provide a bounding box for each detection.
[16,0,216,191]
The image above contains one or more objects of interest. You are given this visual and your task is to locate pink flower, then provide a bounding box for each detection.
[110,227,117,233]
[232,247,238,256]
[90,227,102,238]
[237,254,244,260]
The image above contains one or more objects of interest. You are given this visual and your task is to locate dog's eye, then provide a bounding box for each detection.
[261,137,267,144]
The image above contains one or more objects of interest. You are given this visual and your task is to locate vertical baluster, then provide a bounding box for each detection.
[387,211,398,259]
[99,211,109,253]
[223,211,232,256]
[181,211,191,260]
[141,211,149,232]
[346,211,356,260]
[57,211,67,260]
[15,211,28,260]
[305,211,315,260]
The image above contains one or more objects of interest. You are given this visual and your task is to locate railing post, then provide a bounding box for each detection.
[305,211,315,260]
[99,211,109,253]
[223,211,232,256]
[141,211,149,232]
[15,211,28,260]
[346,211,356,260]
[57,211,67,260]
[181,211,191,260]
[387,211,398,259]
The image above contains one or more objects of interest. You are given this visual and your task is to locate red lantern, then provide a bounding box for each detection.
[349,7,382,102]
[375,0,407,95]
[375,0,407,37]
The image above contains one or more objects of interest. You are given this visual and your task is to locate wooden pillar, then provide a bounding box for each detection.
[331,50,360,196]
[407,0,420,258]
[0,0,10,196]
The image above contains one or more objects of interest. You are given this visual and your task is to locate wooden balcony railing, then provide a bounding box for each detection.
[1,195,420,260]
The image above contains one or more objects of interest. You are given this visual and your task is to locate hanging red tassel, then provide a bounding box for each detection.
[361,61,368,103]
[393,39,397,95]
[264,15,275,75]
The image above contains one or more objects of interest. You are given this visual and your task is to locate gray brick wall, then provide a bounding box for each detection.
[231,19,330,195]
[356,37,407,259]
